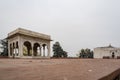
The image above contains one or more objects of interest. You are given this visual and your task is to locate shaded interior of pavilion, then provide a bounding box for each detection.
[10,41,49,57]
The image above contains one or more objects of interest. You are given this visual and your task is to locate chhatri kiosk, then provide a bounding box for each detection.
[7,28,52,58]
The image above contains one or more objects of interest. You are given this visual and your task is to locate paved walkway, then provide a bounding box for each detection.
[0,59,120,80]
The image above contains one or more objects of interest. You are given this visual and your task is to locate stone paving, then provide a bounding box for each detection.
[0,59,120,80]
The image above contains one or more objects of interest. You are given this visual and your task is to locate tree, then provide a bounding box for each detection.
[0,38,8,56]
[62,51,68,58]
[53,42,67,58]
[79,49,86,58]
[79,48,93,58]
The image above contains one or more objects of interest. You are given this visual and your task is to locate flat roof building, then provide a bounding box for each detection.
[7,28,52,58]
[94,44,120,59]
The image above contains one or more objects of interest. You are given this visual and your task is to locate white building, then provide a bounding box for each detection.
[7,28,52,58]
[94,44,120,59]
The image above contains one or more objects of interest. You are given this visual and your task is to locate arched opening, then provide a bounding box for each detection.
[23,41,32,56]
[13,42,15,54]
[33,43,40,56]
[112,52,115,58]
[10,44,12,56]
[16,41,19,56]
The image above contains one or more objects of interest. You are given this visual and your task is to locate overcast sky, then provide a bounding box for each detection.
[0,0,120,56]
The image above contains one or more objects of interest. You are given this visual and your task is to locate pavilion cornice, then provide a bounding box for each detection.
[7,28,52,41]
